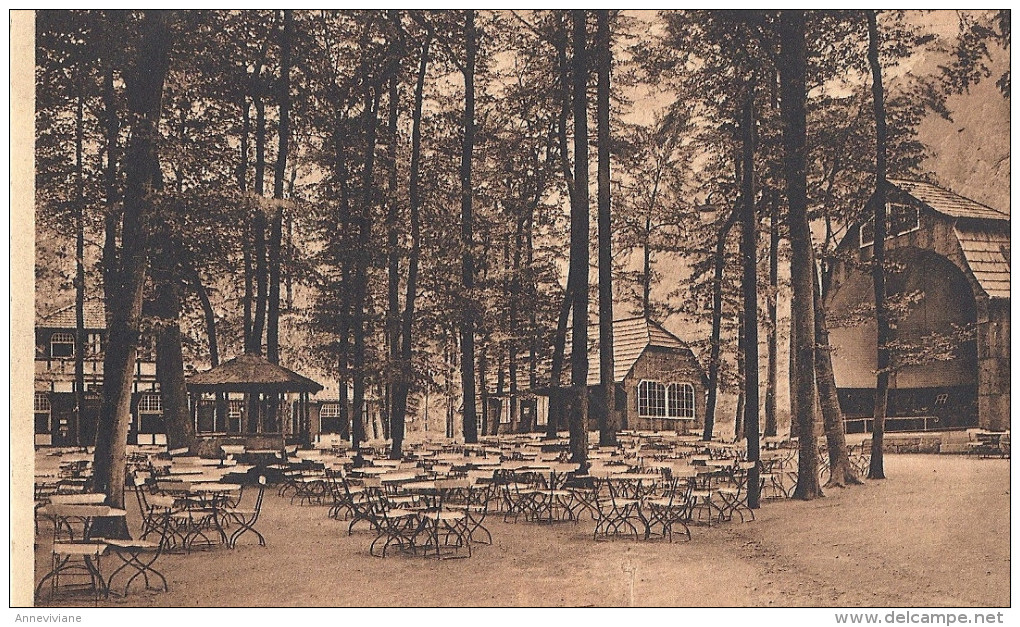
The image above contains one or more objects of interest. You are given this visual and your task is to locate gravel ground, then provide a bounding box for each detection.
[31,453,1010,607]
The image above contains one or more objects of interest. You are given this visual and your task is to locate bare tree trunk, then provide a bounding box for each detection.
[642,216,652,318]
[595,9,617,447]
[547,285,573,438]
[385,73,401,446]
[739,88,761,508]
[459,10,479,444]
[266,12,290,366]
[734,314,745,441]
[351,87,381,458]
[101,66,121,315]
[239,99,253,348]
[73,89,86,447]
[703,208,738,441]
[391,33,431,459]
[780,9,822,500]
[867,9,890,480]
[92,10,171,538]
[250,82,268,355]
[764,193,780,437]
[153,277,197,452]
[813,254,862,487]
[250,209,267,355]
[568,9,590,470]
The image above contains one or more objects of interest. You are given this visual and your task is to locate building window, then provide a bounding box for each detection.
[138,393,162,413]
[50,332,75,358]
[137,393,164,434]
[860,202,920,248]
[34,392,51,434]
[637,380,667,417]
[666,383,696,419]
[319,402,343,434]
[88,333,103,357]
[319,403,341,418]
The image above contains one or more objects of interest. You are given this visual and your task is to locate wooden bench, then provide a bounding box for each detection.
[969,432,1009,458]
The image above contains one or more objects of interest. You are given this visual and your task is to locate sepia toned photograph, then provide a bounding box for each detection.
[10,8,1010,613]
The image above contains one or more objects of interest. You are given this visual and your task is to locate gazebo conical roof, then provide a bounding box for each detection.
[186,353,323,394]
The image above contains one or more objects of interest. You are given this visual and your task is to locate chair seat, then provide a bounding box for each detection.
[385,509,419,518]
[148,495,177,508]
[690,490,715,498]
[717,487,740,496]
[602,498,639,507]
[424,510,466,521]
[52,542,106,556]
[547,489,574,497]
[647,498,684,508]
[225,507,258,516]
[103,538,160,550]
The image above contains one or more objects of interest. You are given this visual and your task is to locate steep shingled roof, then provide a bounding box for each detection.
[36,302,107,329]
[888,178,1009,221]
[955,227,1011,300]
[564,316,697,387]
[187,353,324,393]
[883,179,1010,301]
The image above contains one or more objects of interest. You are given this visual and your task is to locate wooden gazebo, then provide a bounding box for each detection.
[186,353,323,449]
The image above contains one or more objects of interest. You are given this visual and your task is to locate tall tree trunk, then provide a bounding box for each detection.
[548,11,575,441]
[703,207,738,441]
[250,83,268,355]
[478,345,489,436]
[351,87,381,459]
[568,9,590,469]
[525,214,538,433]
[73,89,86,447]
[813,253,862,487]
[391,33,431,460]
[266,212,283,363]
[250,209,267,355]
[739,88,761,508]
[188,263,228,430]
[595,9,617,447]
[385,74,401,449]
[153,276,197,452]
[764,192,780,437]
[267,9,292,366]
[101,65,120,324]
[547,284,573,438]
[92,10,171,537]
[239,99,253,348]
[734,314,745,441]
[867,9,890,481]
[459,10,479,444]
[332,113,354,445]
[780,9,822,500]
[642,215,652,318]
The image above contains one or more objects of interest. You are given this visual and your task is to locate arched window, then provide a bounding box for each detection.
[666,383,696,419]
[637,380,667,417]
[50,332,74,358]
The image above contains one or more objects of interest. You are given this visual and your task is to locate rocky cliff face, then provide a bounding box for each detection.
[918,48,1010,214]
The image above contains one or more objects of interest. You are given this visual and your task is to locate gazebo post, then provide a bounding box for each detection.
[300,391,310,448]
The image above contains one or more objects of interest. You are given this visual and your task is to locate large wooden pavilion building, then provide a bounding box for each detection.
[824,178,1009,432]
